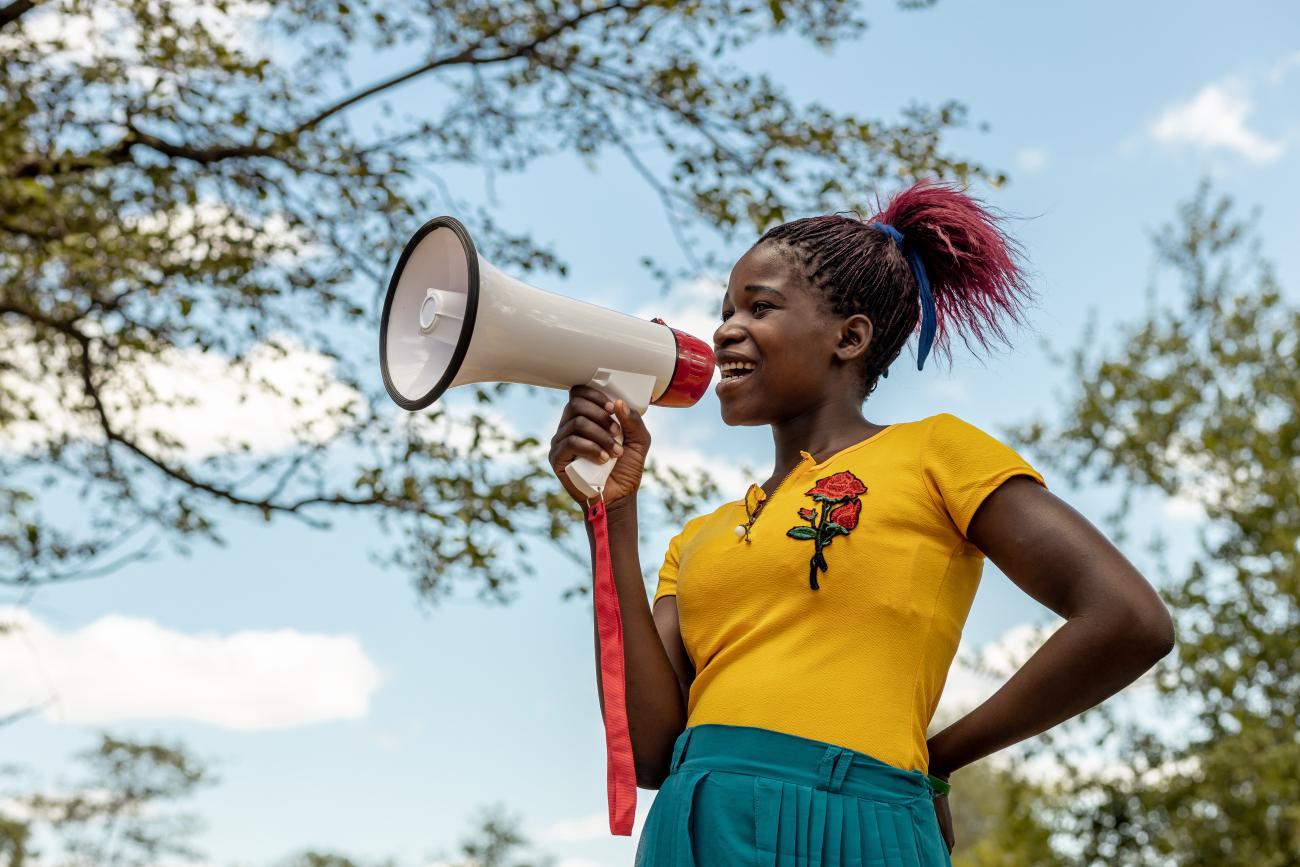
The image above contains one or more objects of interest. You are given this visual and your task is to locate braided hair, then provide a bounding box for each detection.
[756,180,1036,400]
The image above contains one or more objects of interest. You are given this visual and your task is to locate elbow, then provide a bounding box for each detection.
[634,728,684,790]
[1149,611,1176,660]
[636,760,670,791]
[1130,601,1176,662]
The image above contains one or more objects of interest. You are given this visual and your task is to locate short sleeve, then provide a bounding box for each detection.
[652,516,706,607]
[923,412,1048,539]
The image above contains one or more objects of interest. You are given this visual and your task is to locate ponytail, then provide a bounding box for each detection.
[757,180,1035,397]
[871,180,1033,372]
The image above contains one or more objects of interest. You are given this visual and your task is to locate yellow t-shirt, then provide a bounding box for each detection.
[652,412,1047,775]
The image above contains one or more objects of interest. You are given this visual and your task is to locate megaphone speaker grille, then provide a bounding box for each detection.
[380,216,480,410]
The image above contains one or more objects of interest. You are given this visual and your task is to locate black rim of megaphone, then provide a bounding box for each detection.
[379,215,481,412]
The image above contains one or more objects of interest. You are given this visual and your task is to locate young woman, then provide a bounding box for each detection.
[548,181,1175,866]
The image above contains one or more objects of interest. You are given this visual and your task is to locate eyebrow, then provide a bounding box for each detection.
[722,284,786,303]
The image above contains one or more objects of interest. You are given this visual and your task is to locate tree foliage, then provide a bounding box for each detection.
[1014,183,1300,865]
[1,736,551,867]
[0,0,996,602]
[1,735,210,867]
[948,758,1064,867]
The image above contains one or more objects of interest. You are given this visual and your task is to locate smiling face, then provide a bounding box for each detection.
[713,242,873,425]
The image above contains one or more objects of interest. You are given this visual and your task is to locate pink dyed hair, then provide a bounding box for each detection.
[758,180,1035,397]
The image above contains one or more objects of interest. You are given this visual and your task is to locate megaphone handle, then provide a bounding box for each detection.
[564,369,657,499]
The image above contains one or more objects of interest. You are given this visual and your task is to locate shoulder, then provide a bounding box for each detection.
[921,410,982,433]
[917,410,1047,495]
[918,411,1008,449]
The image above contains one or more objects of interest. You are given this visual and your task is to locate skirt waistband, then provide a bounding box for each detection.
[670,724,935,805]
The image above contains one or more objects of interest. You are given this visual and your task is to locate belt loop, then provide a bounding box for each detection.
[670,726,695,773]
[815,747,851,793]
[829,748,853,792]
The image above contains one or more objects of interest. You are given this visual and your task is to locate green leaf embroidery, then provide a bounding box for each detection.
[786,526,817,541]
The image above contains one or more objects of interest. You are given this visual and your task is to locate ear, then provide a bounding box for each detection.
[833,313,873,364]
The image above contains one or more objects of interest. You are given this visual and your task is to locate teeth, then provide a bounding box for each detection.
[719,361,756,380]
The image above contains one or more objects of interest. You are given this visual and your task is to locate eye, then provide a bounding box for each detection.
[722,301,769,322]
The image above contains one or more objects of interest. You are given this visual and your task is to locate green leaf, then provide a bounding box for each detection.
[786,526,816,541]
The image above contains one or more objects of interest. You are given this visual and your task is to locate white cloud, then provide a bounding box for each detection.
[408,397,539,463]
[1267,50,1300,84]
[17,1,268,67]
[1014,146,1050,174]
[533,796,656,845]
[1148,80,1286,164]
[633,275,725,351]
[640,437,752,504]
[0,329,364,461]
[0,606,382,729]
[130,200,319,268]
[535,812,612,844]
[935,620,1064,719]
[1155,432,1250,522]
[1161,494,1204,522]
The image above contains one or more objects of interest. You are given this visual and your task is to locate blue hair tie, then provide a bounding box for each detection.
[872,221,936,371]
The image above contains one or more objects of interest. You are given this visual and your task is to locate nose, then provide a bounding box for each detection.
[714,317,744,351]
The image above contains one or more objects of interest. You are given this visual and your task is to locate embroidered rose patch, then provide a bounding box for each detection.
[786,470,867,590]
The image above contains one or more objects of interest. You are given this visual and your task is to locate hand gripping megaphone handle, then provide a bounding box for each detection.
[565,368,658,500]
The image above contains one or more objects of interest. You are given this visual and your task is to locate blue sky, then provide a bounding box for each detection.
[2,2,1299,865]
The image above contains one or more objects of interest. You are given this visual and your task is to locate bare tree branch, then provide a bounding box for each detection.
[0,0,38,29]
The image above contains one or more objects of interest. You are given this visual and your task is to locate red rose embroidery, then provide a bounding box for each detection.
[829,498,861,531]
[786,469,867,590]
[805,470,867,502]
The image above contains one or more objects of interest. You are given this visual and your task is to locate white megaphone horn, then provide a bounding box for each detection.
[379,216,716,499]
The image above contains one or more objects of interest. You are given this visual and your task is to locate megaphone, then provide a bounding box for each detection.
[379,216,716,498]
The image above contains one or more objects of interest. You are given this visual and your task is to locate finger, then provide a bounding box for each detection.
[570,393,618,426]
[612,399,648,444]
[553,414,621,453]
[553,405,622,447]
[557,433,614,466]
[571,383,616,408]
[554,395,616,439]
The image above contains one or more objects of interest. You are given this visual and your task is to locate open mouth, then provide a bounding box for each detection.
[717,361,757,388]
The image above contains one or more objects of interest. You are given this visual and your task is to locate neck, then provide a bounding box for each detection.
[768,396,880,481]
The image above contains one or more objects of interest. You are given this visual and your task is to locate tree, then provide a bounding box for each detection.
[2,735,210,867]
[947,758,1064,867]
[430,803,556,867]
[1,735,552,867]
[1013,184,1300,865]
[0,0,999,603]
[278,804,555,867]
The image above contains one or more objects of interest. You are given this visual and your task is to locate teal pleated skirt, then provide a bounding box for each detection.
[635,724,952,867]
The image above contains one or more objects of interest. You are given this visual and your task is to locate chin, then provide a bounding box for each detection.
[718,400,772,427]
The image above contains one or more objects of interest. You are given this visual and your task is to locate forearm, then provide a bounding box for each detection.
[926,607,1173,778]
[584,495,687,787]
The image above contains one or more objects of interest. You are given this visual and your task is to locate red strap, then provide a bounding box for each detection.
[588,499,636,836]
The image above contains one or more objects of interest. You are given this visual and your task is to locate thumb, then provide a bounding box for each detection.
[614,399,650,448]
